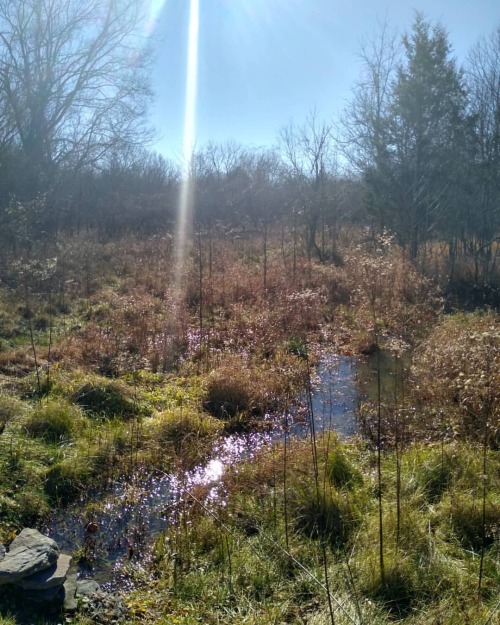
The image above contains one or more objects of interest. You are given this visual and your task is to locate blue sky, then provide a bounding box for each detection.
[148,0,499,160]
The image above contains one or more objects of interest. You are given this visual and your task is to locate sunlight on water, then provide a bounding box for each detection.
[193,458,224,483]
[174,0,199,297]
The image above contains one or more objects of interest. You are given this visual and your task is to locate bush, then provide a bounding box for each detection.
[412,312,500,442]
[24,399,79,443]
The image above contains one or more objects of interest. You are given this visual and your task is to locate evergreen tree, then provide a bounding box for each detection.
[389,13,468,258]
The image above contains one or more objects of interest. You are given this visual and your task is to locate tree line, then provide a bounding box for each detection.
[0,2,498,285]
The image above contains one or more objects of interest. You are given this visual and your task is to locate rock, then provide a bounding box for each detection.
[0,529,59,585]
[16,553,72,590]
[63,571,78,613]
[77,579,100,597]
[0,545,5,562]
[25,584,64,603]
[9,529,57,553]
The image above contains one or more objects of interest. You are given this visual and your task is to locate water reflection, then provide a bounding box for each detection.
[292,353,359,439]
[357,349,411,405]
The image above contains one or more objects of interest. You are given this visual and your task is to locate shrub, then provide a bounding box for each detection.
[412,312,500,443]
[342,234,441,347]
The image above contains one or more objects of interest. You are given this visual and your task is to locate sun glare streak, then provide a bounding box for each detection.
[174,0,199,297]
[144,0,167,36]
[182,0,199,169]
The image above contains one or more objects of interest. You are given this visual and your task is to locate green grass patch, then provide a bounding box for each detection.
[71,377,143,419]
[24,398,82,443]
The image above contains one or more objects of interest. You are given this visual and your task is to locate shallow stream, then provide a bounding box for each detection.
[43,351,394,587]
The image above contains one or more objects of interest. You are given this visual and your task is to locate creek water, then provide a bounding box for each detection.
[42,352,365,586]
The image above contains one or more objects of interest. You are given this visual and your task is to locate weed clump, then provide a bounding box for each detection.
[203,354,304,428]
[44,460,90,504]
[24,399,80,443]
[204,367,255,420]
[370,559,419,619]
[72,378,140,419]
[154,409,222,467]
[15,490,50,525]
[446,493,500,551]
[284,336,308,359]
[326,449,363,489]
[405,445,463,502]
[0,396,25,432]
[290,485,359,547]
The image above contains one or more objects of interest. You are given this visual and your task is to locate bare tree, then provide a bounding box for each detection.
[341,19,400,172]
[0,0,153,194]
[279,111,336,261]
[341,20,401,232]
[465,25,500,280]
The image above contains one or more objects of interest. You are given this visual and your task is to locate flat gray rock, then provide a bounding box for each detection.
[17,553,72,590]
[0,529,59,585]
[76,579,100,597]
[8,529,58,553]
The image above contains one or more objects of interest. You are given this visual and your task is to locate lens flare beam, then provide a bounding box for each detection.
[174,0,199,297]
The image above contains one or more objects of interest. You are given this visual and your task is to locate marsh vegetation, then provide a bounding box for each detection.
[0,228,498,625]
